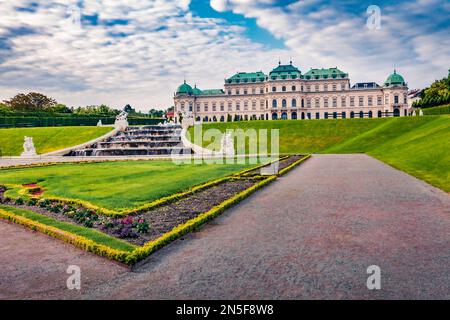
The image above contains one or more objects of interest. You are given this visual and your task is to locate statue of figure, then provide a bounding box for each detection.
[419,109,424,116]
[21,136,38,157]
[220,132,235,157]
[181,111,194,129]
[114,111,129,130]
[97,120,103,126]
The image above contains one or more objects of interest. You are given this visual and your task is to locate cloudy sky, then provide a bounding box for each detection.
[0,0,449,111]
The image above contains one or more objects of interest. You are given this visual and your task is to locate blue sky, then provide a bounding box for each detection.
[0,0,449,110]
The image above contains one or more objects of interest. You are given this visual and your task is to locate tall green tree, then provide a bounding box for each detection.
[3,92,57,112]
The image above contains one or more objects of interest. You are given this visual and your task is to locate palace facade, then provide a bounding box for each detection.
[173,62,409,123]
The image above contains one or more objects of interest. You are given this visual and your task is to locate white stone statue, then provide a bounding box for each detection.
[412,110,416,116]
[114,111,129,130]
[21,136,38,157]
[97,119,103,126]
[181,111,194,129]
[220,132,235,157]
[419,109,424,116]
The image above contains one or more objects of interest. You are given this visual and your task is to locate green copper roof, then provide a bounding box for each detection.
[269,62,302,80]
[226,71,266,84]
[176,81,194,95]
[384,70,406,86]
[304,67,348,80]
[199,89,225,95]
[192,85,202,95]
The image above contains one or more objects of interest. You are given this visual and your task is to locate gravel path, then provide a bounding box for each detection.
[0,154,449,299]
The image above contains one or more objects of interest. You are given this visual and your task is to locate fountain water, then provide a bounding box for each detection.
[65,124,193,156]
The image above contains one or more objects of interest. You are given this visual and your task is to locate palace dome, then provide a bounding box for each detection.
[176,81,194,95]
[192,85,202,95]
[384,70,406,86]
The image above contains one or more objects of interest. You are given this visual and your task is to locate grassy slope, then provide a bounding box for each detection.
[327,116,450,191]
[422,104,450,115]
[0,204,136,251]
[0,160,254,210]
[192,116,450,191]
[0,126,112,156]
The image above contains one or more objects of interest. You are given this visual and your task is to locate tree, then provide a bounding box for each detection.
[414,69,450,108]
[124,104,135,113]
[3,92,57,112]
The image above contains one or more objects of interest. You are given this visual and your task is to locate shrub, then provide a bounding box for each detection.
[14,197,24,205]
[48,203,63,213]
[26,198,37,206]
[98,216,149,238]
[38,198,51,208]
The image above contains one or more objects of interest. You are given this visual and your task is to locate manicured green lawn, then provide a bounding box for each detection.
[0,160,255,210]
[0,126,112,156]
[422,104,450,115]
[191,116,450,191]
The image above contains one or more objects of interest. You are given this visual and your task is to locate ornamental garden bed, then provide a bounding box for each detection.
[0,154,310,265]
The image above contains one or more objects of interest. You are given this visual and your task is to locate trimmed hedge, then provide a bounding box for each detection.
[0,154,311,265]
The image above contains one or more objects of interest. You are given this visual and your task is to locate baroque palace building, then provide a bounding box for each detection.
[173,61,409,122]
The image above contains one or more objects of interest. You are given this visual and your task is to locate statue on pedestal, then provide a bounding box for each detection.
[220,132,235,157]
[21,136,38,157]
[97,120,103,126]
[114,111,129,130]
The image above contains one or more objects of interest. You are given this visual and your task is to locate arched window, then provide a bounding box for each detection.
[272,113,278,120]
[324,112,329,119]
[212,116,217,122]
[350,111,355,118]
[333,112,337,119]
[281,112,287,120]
[291,112,297,120]
[378,110,382,118]
[272,99,277,108]
[301,112,305,120]
[368,111,373,118]
[266,113,269,120]
[204,116,209,122]
[292,99,297,108]
[220,116,225,122]
[359,111,364,118]
[393,108,400,117]
[342,112,346,119]
[301,99,305,108]
[282,99,287,108]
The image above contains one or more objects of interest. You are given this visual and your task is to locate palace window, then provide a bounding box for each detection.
[404,95,407,103]
[236,102,240,111]
[204,102,209,112]
[236,89,240,95]
[332,97,337,107]
[377,96,382,105]
[228,102,232,111]
[368,96,373,106]
[212,102,217,111]
[252,100,256,110]
[341,97,346,107]
[306,85,311,92]
[341,83,346,90]
[272,99,277,108]
[307,98,311,108]
[350,97,355,107]
[220,102,224,111]
[196,103,201,112]
[252,88,256,94]
[244,101,248,110]
[385,94,389,104]
[260,100,265,109]
[332,84,337,91]
[282,99,287,108]
[180,102,185,111]
[244,88,248,95]
[272,86,277,92]
[315,84,319,92]
[301,85,304,91]
[228,90,231,95]
[189,102,193,112]
[260,87,264,94]
[292,85,296,91]
[358,96,364,107]
[292,99,297,108]
[324,98,329,108]
[282,86,286,92]
[394,95,399,104]
[324,84,328,91]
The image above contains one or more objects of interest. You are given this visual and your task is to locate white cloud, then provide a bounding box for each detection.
[0,0,448,111]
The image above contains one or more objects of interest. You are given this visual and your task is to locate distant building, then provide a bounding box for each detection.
[174,61,409,122]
